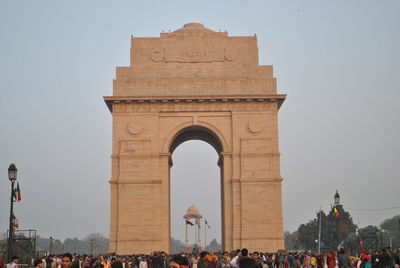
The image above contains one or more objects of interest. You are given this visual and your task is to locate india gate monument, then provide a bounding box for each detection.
[104,23,286,254]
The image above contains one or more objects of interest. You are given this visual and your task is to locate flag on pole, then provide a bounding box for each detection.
[12,181,17,201]
[185,220,194,226]
[16,182,21,201]
[333,207,339,219]
[205,219,211,229]
[13,181,22,202]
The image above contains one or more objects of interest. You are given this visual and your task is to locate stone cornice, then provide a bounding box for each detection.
[104,94,286,112]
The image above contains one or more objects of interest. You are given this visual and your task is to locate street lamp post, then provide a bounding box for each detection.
[7,164,17,261]
[334,190,340,249]
[90,239,95,256]
[49,236,53,255]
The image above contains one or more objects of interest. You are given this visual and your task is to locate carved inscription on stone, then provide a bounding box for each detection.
[241,139,271,154]
[147,47,235,63]
[120,140,150,156]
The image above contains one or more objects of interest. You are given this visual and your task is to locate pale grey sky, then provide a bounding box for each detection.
[1,1,399,245]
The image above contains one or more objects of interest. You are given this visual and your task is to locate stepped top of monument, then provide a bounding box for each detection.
[106,23,284,100]
[160,22,228,38]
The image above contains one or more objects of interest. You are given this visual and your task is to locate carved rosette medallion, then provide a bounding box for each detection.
[127,122,143,136]
[150,49,165,62]
[247,120,263,134]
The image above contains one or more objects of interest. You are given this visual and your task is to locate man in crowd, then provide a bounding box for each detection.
[197,252,210,268]
[230,250,241,268]
[34,259,45,268]
[61,253,73,268]
[6,256,18,268]
[238,249,258,268]
[338,248,351,268]
[217,252,232,268]
[251,252,263,268]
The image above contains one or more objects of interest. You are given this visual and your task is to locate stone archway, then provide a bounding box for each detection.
[104,23,286,254]
[168,125,224,250]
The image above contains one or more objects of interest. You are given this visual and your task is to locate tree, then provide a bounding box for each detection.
[296,206,357,251]
[284,231,300,250]
[297,219,319,251]
[380,215,400,248]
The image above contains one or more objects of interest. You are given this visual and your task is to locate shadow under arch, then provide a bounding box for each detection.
[168,125,225,250]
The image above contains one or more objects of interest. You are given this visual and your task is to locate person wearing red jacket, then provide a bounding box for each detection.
[326,252,336,268]
[360,241,372,268]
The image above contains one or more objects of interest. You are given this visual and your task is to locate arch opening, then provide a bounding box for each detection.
[169,126,224,253]
[169,126,223,155]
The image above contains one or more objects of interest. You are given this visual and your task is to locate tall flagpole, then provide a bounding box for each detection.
[194,221,197,245]
[185,221,188,247]
[318,206,322,253]
[205,220,207,250]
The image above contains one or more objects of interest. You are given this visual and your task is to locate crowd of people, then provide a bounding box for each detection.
[1,245,399,268]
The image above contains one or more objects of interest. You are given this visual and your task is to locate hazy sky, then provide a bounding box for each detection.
[1,1,399,245]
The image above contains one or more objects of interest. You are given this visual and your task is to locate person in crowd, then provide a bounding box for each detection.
[359,241,371,268]
[302,253,310,268]
[197,252,211,268]
[139,255,148,268]
[0,254,4,268]
[169,255,189,268]
[251,252,263,268]
[338,248,352,268]
[61,253,73,268]
[310,255,317,268]
[230,250,241,268]
[151,252,163,268]
[238,248,258,268]
[205,253,218,268]
[381,248,395,268]
[6,256,19,268]
[111,257,123,268]
[264,254,273,268]
[102,256,111,268]
[316,254,324,268]
[217,252,232,268]
[35,259,46,268]
[326,252,336,268]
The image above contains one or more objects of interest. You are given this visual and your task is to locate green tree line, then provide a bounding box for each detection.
[285,208,400,254]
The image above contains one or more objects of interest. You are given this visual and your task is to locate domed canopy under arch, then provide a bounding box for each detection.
[183,204,203,220]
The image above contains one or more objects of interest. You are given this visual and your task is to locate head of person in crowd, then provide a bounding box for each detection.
[169,255,189,268]
[34,259,45,268]
[222,252,230,262]
[61,253,73,268]
[9,256,18,264]
[200,252,207,260]
[205,253,212,262]
[241,248,249,258]
[252,252,259,260]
